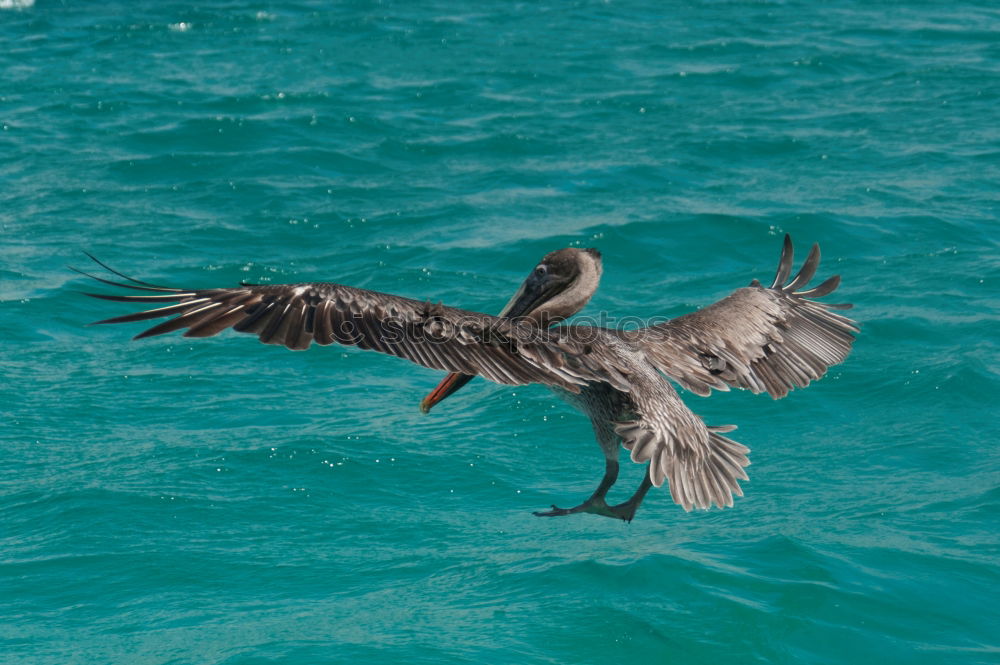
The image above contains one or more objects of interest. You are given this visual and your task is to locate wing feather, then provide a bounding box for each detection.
[628,235,858,399]
[80,263,612,392]
[312,299,334,345]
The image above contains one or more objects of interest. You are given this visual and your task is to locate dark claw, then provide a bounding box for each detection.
[608,502,638,523]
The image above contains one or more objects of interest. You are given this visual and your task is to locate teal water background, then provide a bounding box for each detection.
[2,1,999,663]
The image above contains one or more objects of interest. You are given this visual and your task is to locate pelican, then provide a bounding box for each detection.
[79,236,857,521]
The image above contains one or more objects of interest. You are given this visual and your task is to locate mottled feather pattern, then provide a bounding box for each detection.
[556,333,751,512]
[605,344,751,512]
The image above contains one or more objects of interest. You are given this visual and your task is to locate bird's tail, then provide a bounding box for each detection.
[664,425,751,511]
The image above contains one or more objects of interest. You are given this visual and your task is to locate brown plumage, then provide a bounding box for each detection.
[79,236,858,521]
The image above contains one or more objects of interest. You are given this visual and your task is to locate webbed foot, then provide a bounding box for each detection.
[532,498,622,520]
[533,469,651,523]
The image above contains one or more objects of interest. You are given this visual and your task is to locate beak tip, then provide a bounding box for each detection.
[420,372,472,415]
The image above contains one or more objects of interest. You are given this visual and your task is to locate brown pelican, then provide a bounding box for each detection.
[79,236,857,521]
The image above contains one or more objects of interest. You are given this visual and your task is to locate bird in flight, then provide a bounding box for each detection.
[79,236,857,521]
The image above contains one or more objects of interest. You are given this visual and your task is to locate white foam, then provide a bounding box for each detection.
[0,0,35,9]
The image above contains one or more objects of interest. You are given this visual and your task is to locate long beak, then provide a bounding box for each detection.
[496,281,530,318]
[420,274,553,414]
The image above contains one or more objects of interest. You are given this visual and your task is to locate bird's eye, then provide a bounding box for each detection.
[535,265,547,277]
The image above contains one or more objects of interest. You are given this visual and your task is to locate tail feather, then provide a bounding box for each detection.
[664,427,751,511]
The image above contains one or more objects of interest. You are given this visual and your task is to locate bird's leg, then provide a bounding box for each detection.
[607,468,654,523]
[533,459,620,518]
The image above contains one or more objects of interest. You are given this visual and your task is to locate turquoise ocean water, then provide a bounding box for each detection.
[2,1,998,663]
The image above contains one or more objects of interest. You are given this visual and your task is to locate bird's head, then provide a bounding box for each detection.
[419,247,602,413]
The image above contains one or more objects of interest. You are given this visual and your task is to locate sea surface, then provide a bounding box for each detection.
[2,1,998,663]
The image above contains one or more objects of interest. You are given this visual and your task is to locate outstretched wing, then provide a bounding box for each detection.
[628,235,859,399]
[76,257,631,393]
